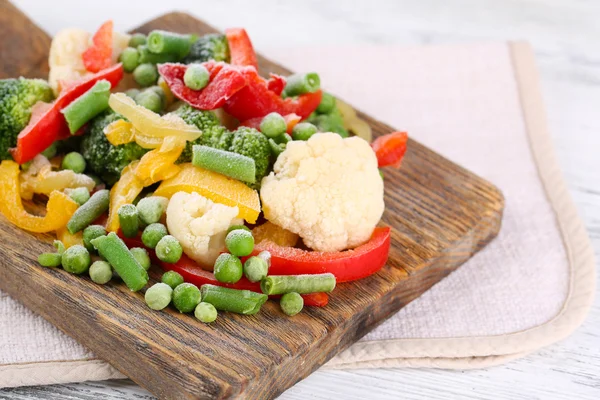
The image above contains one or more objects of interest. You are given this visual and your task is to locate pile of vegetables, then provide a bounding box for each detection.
[0,21,408,324]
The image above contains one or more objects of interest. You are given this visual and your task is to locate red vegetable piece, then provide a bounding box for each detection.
[224,67,322,121]
[157,62,247,110]
[82,20,114,73]
[225,28,258,70]
[10,64,124,164]
[253,227,391,283]
[301,292,329,307]
[266,73,286,96]
[371,132,408,168]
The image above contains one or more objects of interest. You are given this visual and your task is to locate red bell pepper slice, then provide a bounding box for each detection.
[10,64,124,164]
[82,20,114,73]
[223,67,322,121]
[266,73,286,96]
[253,227,391,283]
[157,62,247,110]
[240,113,301,134]
[372,132,408,168]
[225,28,258,70]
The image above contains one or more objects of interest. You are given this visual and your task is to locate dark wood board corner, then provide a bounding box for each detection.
[0,2,504,399]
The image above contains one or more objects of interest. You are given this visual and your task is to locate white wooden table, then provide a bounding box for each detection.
[2,0,599,398]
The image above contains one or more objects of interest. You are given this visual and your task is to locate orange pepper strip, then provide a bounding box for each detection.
[56,226,84,248]
[154,163,260,224]
[0,161,79,233]
[134,139,185,186]
[106,161,144,232]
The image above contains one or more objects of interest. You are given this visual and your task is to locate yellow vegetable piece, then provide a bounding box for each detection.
[108,93,201,140]
[158,76,175,107]
[134,133,163,149]
[104,119,135,145]
[134,139,185,186]
[56,226,83,248]
[252,221,299,247]
[106,162,144,232]
[336,98,372,143]
[154,164,261,224]
[20,156,95,200]
[0,161,79,233]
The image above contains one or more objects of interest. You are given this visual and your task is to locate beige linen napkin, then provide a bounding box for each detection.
[0,42,594,387]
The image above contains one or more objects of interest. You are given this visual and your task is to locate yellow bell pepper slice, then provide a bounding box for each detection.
[108,93,201,140]
[106,161,144,232]
[252,221,299,247]
[154,163,261,224]
[0,161,79,233]
[56,226,84,248]
[135,133,163,149]
[134,138,186,186]
[104,119,135,146]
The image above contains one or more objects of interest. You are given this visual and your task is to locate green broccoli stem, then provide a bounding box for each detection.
[61,80,111,134]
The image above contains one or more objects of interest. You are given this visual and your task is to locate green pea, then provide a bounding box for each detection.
[129,33,147,48]
[125,88,141,99]
[259,112,287,138]
[280,292,304,316]
[61,245,91,275]
[133,63,159,88]
[243,256,268,283]
[225,229,254,257]
[292,122,318,141]
[214,253,243,284]
[38,252,62,268]
[194,302,217,323]
[226,224,251,235]
[162,270,184,289]
[83,225,107,253]
[145,282,173,311]
[136,196,168,225]
[134,90,163,113]
[130,247,151,271]
[184,64,210,90]
[41,142,58,159]
[316,92,336,114]
[68,187,90,205]
[155,235,183,263]
[89,261,112,284]
[62,152,86,174]
[172,283,201,313]
[119,47,140,73]
[141,223,168,249]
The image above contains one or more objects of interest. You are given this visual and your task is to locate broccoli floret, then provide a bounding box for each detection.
[307,107,349,138]
[0,78,54,160]
[175,105,271,189]
[80,110,148,185]
[183,34,230,64]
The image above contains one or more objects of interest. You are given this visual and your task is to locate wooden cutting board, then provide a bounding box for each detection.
[0,2,504,399]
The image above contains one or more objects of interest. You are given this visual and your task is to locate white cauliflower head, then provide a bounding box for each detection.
[166,191,243,268]
[260,132,384,252]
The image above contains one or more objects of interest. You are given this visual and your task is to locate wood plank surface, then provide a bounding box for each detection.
[0,4,504,400]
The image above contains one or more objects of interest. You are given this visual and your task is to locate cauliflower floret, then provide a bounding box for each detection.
[48,29,91,95]
[166,191,243,268]
[260,132,384,252]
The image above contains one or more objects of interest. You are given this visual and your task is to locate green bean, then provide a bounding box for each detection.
[91,232,149,292]
[38,252,61,268]
[61,152,86,173]
[172,283,201,313]
[66,189,110,234]
[161,270,184,289]
[192,145,256,183]
[83,225,107,253]
[129,33,147,48]
[183,64,209,90]
[147,30,193,59]
[260,273,336,295]
[119,47,140,73]
[67,187,90,205]
[200,284,267,315]
[315,92,336,114]
[259,112,287,138]
[283,72,320,96]
[130,247,151,271]
[243,256,268,283]
[213,253,243,284]
[89,260,112,284]
[118,204,139,238]
[61,80,111,133]
[145,282,173,310]
[61,245,91,275]
[141,223,168,249]
[194,302,217,323]
[136,196,168,225]
[137,45,178,64]
[133,63,159,87]
[155,235,183,263]
[225,229,254,257]
[280,292,303,316]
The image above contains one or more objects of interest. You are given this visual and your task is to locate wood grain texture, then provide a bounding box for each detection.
[0,7,504,400]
